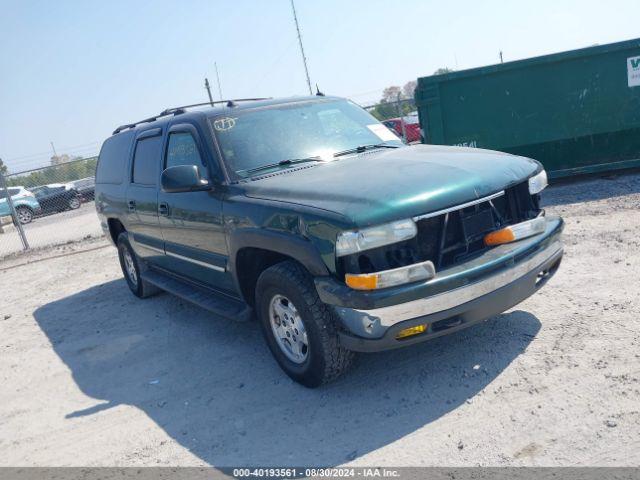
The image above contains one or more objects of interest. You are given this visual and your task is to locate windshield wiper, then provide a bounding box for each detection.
[241,156,322,175]
[332,143,400,158]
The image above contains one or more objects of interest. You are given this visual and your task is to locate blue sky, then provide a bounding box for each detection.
[2,0,639,172]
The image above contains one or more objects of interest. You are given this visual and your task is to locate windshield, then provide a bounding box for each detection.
[32,187,47,197]
[210,99,403,178]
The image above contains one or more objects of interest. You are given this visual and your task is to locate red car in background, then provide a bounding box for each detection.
[383,115,421,143]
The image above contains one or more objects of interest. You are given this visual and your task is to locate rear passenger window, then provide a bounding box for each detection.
[166,132,204,170]
[96,131,134,184]
[132,135,162,185]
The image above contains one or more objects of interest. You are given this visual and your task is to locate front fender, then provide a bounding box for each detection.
[227,228,330,279]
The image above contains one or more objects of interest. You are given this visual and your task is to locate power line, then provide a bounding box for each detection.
[5,141,101,162]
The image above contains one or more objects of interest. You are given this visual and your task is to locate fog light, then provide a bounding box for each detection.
[484,217,546,246]
[396,324,427,339]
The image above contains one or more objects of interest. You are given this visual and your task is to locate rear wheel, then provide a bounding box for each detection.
[255,260,354,387]
[117,232,160,298]
[14,206,33,225]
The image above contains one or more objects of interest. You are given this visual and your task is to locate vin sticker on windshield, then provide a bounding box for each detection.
[367,123,399,142]
[213,117,237,131]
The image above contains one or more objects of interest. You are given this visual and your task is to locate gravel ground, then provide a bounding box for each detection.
[0,203,102,257]
[0,173,639,467]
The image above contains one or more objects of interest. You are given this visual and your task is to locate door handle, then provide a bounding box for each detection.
[158,202,169,216]
[127,200,136,212]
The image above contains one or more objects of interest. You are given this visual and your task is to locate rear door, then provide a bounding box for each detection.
[125,127,165,261]
[157,122,234,293]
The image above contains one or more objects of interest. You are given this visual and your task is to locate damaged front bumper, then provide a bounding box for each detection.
[315,215,564,352]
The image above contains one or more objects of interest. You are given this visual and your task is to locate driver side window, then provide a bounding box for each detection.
[166,132,205,175]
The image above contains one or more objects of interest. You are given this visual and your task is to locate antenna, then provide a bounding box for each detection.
[214,62,223,100]
[290,0,313,95]
[315,84,324,96]
[204,78,214,106]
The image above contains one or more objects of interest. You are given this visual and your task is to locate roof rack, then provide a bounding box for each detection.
[112,98,271,135]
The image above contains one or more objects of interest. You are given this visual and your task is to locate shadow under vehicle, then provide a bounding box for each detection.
[34,279,541,466]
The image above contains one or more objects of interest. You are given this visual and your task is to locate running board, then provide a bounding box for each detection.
[141,269,253,322]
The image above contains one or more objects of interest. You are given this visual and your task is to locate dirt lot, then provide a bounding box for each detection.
[1,173,639,467]
[0,202,102,257]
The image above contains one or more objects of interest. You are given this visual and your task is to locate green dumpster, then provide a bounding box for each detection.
[415,38,640,178]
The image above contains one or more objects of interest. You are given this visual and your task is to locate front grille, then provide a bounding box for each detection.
[416,181,541,269]
[338,180,542,276]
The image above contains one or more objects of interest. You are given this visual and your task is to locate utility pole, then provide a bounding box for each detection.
[214,62,223,100]
[204,78,214,106]
[499,51,504,63]
[290,0,312,95]
[50,141,58,158]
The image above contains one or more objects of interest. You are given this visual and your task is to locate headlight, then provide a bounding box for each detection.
[345,260,435,290]
[336,219,417,257]
[528,169,548,195]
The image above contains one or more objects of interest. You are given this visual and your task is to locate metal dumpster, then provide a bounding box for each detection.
[415,38,640,178]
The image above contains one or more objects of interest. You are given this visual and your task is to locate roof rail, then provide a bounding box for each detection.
[112,98,271,135]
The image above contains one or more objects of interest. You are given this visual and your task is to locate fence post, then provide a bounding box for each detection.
[396,93,407,143]
[0,172,30,251]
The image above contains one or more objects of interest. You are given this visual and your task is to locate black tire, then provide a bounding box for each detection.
[68,196,81,210]
[14,206,33,225]
[255,260,355,387]
[116,232,160,299]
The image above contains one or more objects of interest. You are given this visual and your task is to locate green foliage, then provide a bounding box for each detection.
[367,80,418,121]
[433,67,454,75]
[368,99,416,121]
[5,157,98,188]
[0,157,7,176]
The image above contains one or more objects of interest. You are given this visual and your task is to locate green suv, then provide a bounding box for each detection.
[95,96,563,387]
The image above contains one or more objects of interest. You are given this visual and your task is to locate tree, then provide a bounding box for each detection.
[6,156,98,188]
[369,81,419,121]
[0,157,7,176]
[381,86,402,103]
[402,80,417,99]
[433,67,454,75]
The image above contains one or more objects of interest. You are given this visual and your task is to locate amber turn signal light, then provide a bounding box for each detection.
[484,227,516,246]
[484,217,546,247]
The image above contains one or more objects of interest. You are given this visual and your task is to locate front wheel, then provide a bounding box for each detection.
[68,196,81,209]
[255,260,354,387]
[14,206,33,225]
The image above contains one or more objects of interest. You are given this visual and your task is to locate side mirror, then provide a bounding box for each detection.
[161,165,211,193]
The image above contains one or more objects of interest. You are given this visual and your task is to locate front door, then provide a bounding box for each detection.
[125,127,164,261]
[157,123,234,294]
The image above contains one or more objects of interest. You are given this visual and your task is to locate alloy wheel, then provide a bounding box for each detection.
[123,248,138,287]
[269,294,309,364]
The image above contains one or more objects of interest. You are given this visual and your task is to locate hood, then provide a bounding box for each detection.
[243,144,539,227]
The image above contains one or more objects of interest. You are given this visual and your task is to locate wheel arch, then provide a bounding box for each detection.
[228,229,330,306]
[106,217,126,245]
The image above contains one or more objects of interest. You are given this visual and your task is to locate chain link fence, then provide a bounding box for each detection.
[364,97,421,144]
[0,157,104,259]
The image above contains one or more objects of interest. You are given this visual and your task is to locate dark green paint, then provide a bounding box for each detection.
[415,38,640,178]
[96,96,545,307]
[242,145,538,227]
